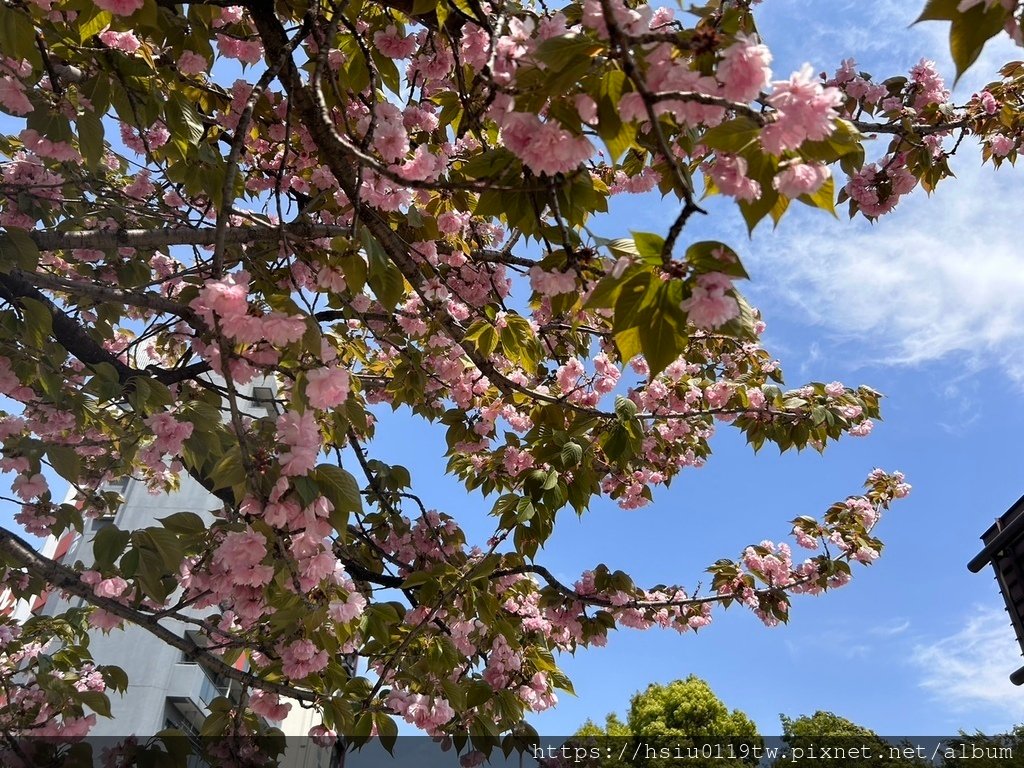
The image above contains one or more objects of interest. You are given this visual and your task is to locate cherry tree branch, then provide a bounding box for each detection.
[24,223,352,253]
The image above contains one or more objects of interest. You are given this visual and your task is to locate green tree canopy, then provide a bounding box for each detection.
[573,676,760,768]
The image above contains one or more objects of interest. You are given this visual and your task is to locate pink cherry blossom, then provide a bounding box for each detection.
[373,26,418,59]
[145,412,194,454]
[12,472,48,500]
[306,366,351,410]
[279,638,328,679]
[177,51,209,76]
[276,410,320,476]
[772,162,830,198]
[94,0,144,15]
[249,690,292,721]
[681,273,740,329]
[99,30,141,54]
[94,577,129,599]
[216,35,264,64]
[0,77,33,115]
[761,65,843,155]
[991,133,1016,157]
[705,154,760,202]
[717,35,772,102]
[260,313,307,346]
[529,266,577,297]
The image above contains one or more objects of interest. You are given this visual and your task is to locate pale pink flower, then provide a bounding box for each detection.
[177,51,208,76]
[249,690,292,721]
[373,120,409,162]
[991,133,1016,157]
[772,162,829,198]
[94,0,144,15]
[328,591,367,622]
[909,58,949,110]
[977,90,999,115]
[0,77,33,115]
[260,313,307,346]
[373,26,417,59]
[824,381,845,398]
[279,638,328,679]
[850,419,874,437]
[761,65,843,154]
[717,35,772,102]
[145,412,194,454]
[12,472,48,500]
[306,367,351,410]
[192,271,249,319]
[99,30,141,54]
[681,273,740,329]
[575,94,599,125]
[529,266,577,296]
[94,577,129,599]
[277,410,320,476]
[706,154,760,201]
[217,35,264,64]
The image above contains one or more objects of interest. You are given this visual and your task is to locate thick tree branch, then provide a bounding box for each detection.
[15,270,208,331]
[0,270,208,387]
[25,223,351,253]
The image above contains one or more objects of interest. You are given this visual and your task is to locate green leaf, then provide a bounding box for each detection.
[93,526,130,569]
[597,70,634,161]
[47,445,81,482]
[614,395,637,420]
[637,282,685,378]
[0,229,41,273]
[560,441,583,468]
[77,7,114,43]
[19,296,53,347]
[611,270,654,331]
[500,315,541,371]
[604,238,639,259]
[138,528,185,572]
[533,36,603,74]
[797,175,837,216]
[630,231,665,264]
[373,712,399,754]
[78,690,112,718]
[200,710,230,737]
[701,118,761,154]
[77,110,106,170]
[209,447,245,491]
[948,4,1007,80]
[684,241,748,279]
[314,463,363,517]
[463,320,499,357]
[361,228,405,311]
[0,5,42,71]
[166,95,205,146]
[158,511,206,535]
[613,325,642,364]
[335,249,367,295]
[914,0,959,22]
[448,0,488,25]
[97,664,129,693]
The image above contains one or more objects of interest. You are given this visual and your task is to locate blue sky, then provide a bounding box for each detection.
[4,0,1024,740]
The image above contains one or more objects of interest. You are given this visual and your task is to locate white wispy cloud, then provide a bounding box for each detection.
[912,606,1024,723]
[870,618,911,637]
[750,154,1024,382]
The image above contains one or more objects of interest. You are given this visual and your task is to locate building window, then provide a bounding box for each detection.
[89,477,130,530]
[251,386,277,416]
